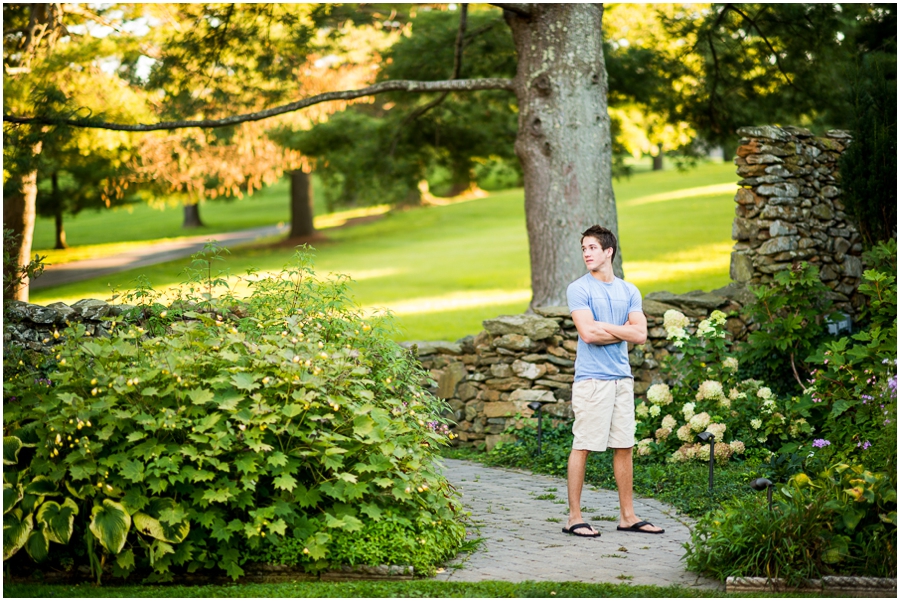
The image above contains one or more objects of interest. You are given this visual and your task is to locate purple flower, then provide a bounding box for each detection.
[812,439,831,448]
[857,440,872,450]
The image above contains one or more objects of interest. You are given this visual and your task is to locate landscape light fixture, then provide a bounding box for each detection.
[750,477,774,512]
[696,431,715,492]
[527,401,546,455]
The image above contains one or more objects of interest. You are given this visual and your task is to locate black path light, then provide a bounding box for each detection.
[696,431,715,492]
[527,401,547,455]
[750,477,775,512]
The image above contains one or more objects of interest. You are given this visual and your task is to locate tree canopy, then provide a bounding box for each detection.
[3,3,896,304]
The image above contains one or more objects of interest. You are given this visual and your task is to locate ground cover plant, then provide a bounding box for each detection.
[31,160,738,341]
[3,248,465,583]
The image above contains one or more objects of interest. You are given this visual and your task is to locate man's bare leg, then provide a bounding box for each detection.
[565,449,598,535]
[613,447,663,532]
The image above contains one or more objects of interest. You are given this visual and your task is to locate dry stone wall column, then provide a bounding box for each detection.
[505,4,622,309]
[730,125,863,314]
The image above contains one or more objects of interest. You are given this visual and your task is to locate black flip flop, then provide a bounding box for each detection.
[616,520,665,534]
[562,522,600,537]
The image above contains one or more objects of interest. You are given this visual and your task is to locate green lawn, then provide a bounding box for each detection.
[30,160,739,341]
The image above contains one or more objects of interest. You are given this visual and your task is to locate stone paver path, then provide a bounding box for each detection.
[433,458,721,591]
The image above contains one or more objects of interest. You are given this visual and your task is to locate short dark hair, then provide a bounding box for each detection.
[581,225,617,261]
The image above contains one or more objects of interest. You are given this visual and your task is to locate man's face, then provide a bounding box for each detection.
[581,236,612,270]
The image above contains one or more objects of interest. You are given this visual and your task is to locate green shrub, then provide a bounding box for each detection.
[3,250,464,582]
[740,262,839,394]
[802,241,897,471]
[634,309,813,464]
[685,463,897,583]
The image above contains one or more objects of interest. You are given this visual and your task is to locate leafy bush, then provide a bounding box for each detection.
[802,240,897,471]
[634,309,812,464]
[685,463,897,583]
[3,250,465,582]
[741,262,839,394]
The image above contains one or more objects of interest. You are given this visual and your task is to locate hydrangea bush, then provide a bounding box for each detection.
[3,250,465,582]
[635,309,813,464]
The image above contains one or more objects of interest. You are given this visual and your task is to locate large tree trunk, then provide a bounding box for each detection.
[289,169,315,239]
[52,171,68,249]
[182,202,204,228]
[3,141,42,302]
[506,4,623,309]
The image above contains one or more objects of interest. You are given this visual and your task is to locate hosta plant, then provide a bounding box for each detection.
[3,250,464,582]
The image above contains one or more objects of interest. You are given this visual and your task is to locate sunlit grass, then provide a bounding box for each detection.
[30,160,739,341]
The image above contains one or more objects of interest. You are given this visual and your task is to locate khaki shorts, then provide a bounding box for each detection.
[571,378,636,451]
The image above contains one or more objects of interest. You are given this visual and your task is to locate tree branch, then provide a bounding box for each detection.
[488,3,533,18]
[725,4,799,91]
[3,78,515,131]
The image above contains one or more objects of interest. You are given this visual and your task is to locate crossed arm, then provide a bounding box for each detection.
[571,309,648,346]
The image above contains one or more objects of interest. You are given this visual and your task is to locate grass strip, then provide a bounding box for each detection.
[3,580,825,598]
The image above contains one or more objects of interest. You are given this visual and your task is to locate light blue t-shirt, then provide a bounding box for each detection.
[566,273,642,381]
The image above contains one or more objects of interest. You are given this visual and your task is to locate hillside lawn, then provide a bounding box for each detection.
[30,160,739,342]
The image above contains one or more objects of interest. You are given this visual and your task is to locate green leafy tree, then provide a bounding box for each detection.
[656,4,897,151]
[5,3,894,308]
[839,54,897,246]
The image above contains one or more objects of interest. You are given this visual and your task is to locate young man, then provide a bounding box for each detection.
[562,225,664,537]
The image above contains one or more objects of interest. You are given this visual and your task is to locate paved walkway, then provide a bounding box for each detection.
[31,224,288,290]
[433,459,722,590]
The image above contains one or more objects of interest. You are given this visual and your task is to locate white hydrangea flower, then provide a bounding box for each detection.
[707,422,727,440]
[635,402,649,418]
[757,387,774,400]
[648,404,661,417]
[696,319,715,338]
[757,436,767,443]
[661,414,678,430]
[676,424,694,442]
[723,357,739,372]
[636,438,653,456]
[689,412,711,432]
[750,418,763,430]
[646,383,673,406]
[729,440,745,454]
[663,309,690,332]
[718,397,732,409]
[729,387,740,400]
[710,310,727,326]
[761,398,776,414]
[682,402,696,421]
[696,380,725,402]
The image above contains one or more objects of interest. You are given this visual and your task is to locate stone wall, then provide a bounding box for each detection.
[730,125,863,314]
[4,299,133,353]
[404,284,755,450]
